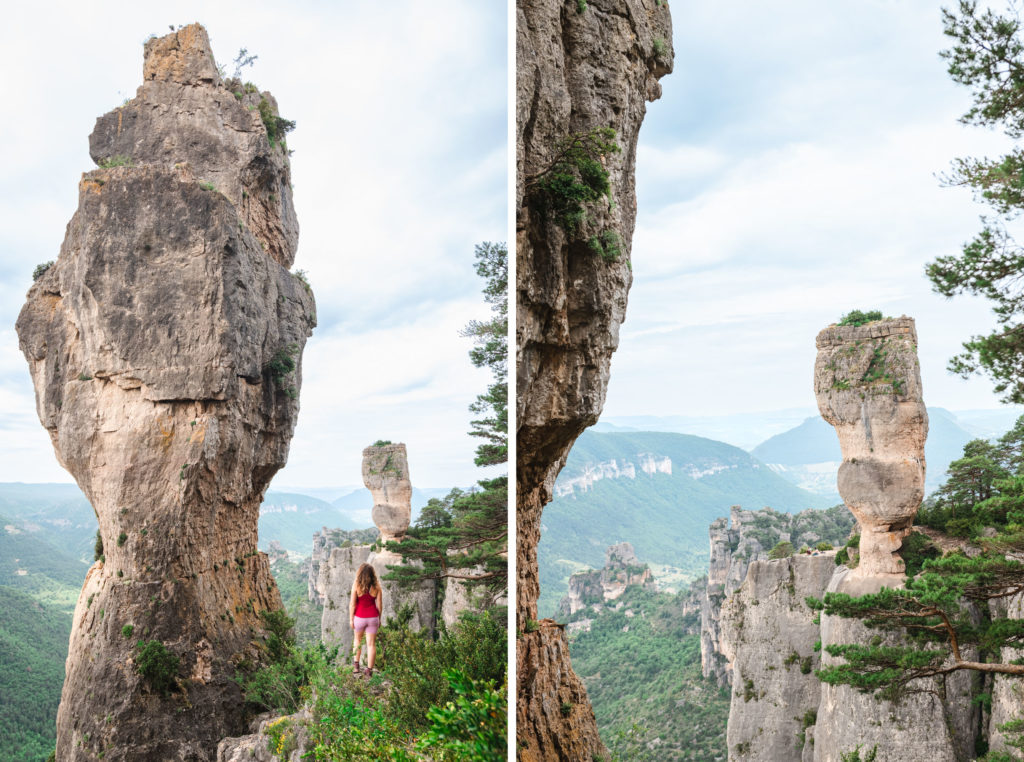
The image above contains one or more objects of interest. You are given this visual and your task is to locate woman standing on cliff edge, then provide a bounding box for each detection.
[350,563,383,678]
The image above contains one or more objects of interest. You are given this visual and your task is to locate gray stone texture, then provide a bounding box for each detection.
[721,554,834,762]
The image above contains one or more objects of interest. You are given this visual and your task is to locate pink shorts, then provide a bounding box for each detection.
[353,615,379,634]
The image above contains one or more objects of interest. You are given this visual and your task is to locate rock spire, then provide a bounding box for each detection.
[17,24,314,760]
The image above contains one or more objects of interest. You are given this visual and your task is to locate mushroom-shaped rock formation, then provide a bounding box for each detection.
[16,24,314,761]
[362,442,412,543]
[814,316,927,580]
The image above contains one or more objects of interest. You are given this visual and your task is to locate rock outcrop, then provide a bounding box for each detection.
[814,317,927,578]
[557,542,656,618]
[516,0,673,756]
[315,443,435,656]
[721,554,835,762]
[16,25,314,761]
[701,506,855,685]
[720,317,981,761]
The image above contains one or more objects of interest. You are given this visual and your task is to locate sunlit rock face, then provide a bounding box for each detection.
[16,24,314,761]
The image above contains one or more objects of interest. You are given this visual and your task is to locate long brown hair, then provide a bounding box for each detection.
[355,563,378,596]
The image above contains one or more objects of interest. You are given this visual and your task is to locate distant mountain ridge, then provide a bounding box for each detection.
[751,406,984,496]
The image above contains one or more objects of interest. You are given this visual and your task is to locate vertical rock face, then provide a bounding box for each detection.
[516,0,673,756]
[814,317,927,578]
[720,554,835,762]
[701,506,856,686]
[362,443,412,543]
[16,25,314,761]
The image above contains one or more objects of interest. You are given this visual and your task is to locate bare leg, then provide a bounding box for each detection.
[366,631,377,670]
[352,631,364,668]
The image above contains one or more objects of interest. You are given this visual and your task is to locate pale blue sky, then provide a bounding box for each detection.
[0,1,506,488]
[604,0,1015,420]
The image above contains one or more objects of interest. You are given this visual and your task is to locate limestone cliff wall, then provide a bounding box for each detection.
[516,0,673,756]
[17,25,314,761]
[701,506,855,686]
[721,554,835,762]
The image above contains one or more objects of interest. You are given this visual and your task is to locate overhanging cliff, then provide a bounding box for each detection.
[516,0,673,757]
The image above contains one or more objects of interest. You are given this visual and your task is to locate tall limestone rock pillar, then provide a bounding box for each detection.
[516,0,673,757]
[811,318,975,761]
[319,443,435,655]
[814,317,927,581]
[16,25,314,761]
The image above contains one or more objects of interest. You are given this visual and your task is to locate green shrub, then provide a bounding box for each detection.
[121,625,134,638]
[768,541,794,560]
[117,531,128,547]
[94,531,104,562]
[98,155,133,168]
[528,127,620,234]
[33,261,55,281]
[837,310,883,327]
[135,640,179,697]
[653,37,668,59]
[576,0,587,12]
[840,745,878,762]
[587,230,622,262]
[815,541,834,551]
[372,439,393,446]
[258,98,296,148]
[199,180,216,192]
[265,344,298,389]
[417,670,507,761]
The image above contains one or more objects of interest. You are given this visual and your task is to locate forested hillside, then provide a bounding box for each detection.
[538,430,831,614]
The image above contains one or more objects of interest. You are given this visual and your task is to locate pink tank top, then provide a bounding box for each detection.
[354,591,379,618]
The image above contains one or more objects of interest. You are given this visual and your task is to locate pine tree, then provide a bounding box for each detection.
[927,1,1024,402]
[812,416,1024,700]
[384,243,508,611]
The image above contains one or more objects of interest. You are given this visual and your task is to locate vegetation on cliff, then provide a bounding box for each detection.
[811,418,1024,707]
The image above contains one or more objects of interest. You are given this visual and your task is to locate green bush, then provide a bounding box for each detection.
[258,98,296,148]
[372,439,393,446]
[528,127,619,234]
[837,310,883,327]
[117,531,127,547]
[417,670,507,761]
[768,541,794,560]
[98,155,133,168]
[815,541,834,551]
[135,640,179,697]
[121,625,134,638]
[33,261,54,281]
[94,531,104,562]
[265,344,298,389]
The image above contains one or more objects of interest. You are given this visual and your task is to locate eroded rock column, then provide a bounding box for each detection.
[811,317,975,761]
[17,25,314,761]
[813,317,927,580]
